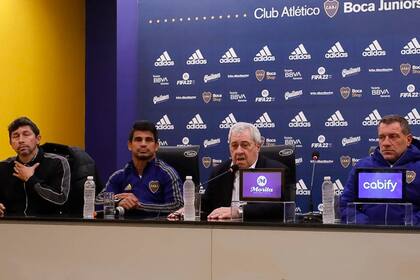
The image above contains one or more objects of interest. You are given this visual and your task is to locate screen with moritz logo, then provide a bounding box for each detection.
[357,170,404,200]
[240,169,284,201]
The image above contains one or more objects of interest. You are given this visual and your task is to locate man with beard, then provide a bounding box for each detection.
[105,121,183,214]
[0,117,70,217]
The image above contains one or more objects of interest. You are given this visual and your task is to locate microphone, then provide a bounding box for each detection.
[115,206,125,217]
[301,151,322,223]
[198,164,239,191]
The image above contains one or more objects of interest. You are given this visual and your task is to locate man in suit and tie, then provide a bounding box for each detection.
[169,122,295,220]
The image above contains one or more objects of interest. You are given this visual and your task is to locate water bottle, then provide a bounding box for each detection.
[322,176,334,224]
[83,176,96,219]
[183,176,195,221]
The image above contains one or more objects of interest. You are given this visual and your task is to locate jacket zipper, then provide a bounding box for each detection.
[23,182,28,216]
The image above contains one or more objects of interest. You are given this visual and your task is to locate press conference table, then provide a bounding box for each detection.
[1,216,420,280]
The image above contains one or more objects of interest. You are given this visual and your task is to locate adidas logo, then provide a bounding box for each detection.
[220,48,241,63]
[156,114,174,130]
[186,49,207,65]
[333,179,344,195]
[186,114,207,129]
[405,108,420,125]
[362,40,386,57]
[401,38,420,55]
[325,110,348,127]
[254,45,276,62]
[362,109,382,126]
[154,51,175,67]
[289,44,311,60]
[289,111,311,128]
[219,113,237,129]
[325,41,348,58]
[254,112,275,128]
[296,179,310,195]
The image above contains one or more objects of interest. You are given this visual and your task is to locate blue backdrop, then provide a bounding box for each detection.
[136,0,420,212]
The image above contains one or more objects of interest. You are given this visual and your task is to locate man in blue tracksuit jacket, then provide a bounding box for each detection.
[340,115,420,225]
[105,121,183,215]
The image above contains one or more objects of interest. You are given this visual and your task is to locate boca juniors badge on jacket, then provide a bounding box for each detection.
[406,170,416,184]
[149,181,160,193]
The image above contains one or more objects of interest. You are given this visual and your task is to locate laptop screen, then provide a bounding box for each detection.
[355,168,406,202]
[239,168,285,202]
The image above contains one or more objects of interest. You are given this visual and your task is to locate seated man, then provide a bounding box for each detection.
[340,115,420,225]
[104,121,183,215]
[169,122,295,220]
[0,117,70,216]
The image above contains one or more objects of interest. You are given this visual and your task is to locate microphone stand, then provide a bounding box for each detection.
[302,153,322,223]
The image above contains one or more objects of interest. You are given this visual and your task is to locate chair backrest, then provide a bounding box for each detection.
[157,145,200,186]
[259,145,297,186]
[41,142,103,216]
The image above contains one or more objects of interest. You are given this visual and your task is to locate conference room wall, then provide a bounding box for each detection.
[0,0,85,159]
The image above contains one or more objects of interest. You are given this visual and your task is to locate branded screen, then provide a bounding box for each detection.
[358,171,403,200]
[241,170,283,201]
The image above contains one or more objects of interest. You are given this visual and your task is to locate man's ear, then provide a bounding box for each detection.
[127,141,132,151]
[36,134,41,145]
[407,134,413,146]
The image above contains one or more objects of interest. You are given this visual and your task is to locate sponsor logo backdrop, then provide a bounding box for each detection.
[137,0,420,212]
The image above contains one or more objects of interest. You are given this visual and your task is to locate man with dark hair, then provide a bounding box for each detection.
[0,117,71,216]
[341,114,420,224]
[104,120,183,214]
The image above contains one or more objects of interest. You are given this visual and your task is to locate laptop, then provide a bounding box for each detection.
[355,168,406,202]
[239,168,285,202]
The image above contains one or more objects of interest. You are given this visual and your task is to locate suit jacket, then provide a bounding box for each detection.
[201,156,296,219]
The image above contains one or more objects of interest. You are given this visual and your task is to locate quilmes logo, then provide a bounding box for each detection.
[219,113,237,129]
[325,41,348,58]
[203,73,221,83]
[342,136,361,147]
[371,86,391,98]
[156,114,174,130]
[289,111,311,127]
[255,89,275,103]
[153,94,170,104]
[405,108,420,125]
[311,134,332,148]
[186,114,207,129]
[284,90,303,101]
[324,0,339,18]
[289,44,311,60]
[400,84,419,98]
[154,51,174,67]
[333,179,344,195]
[255,112,275,128]
[284,136,303,148]
[401,38,420,55]
[254,45,276,62]
[220,48,241,63]
[362,109,382,126]
[342,67,361,78]
[296,179,310,195]
[325,110,348,126]
[153,75,169,85]
[186,49,207,65]
[284,69,302,80]
[311,66,332,80]
[362,40,386,57]
[176,72,195,86]
[203,138,221,148]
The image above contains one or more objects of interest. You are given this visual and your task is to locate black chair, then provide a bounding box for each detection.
[259,144,297,187]
[157,145,200,187]
[41,142,103,216]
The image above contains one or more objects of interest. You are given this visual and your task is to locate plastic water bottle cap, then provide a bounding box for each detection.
[185,176,193,180]
[324,176,331,181]
[87,176,94,180]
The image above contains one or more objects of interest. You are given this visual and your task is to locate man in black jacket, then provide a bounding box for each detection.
[169,122,295,220]
[0,117,70,216]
